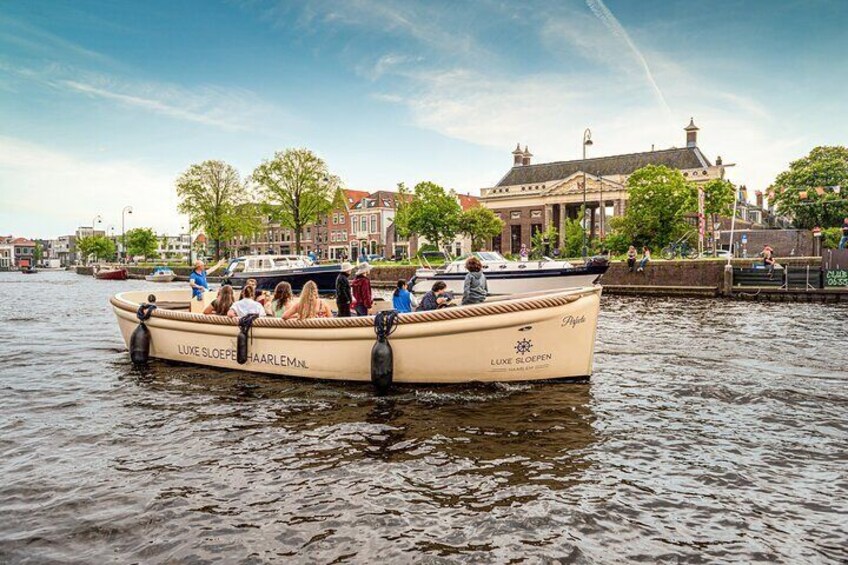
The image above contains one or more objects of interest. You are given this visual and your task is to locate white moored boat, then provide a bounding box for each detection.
[409,252,609,295]
[145,266,176,283]
[110,286,601,386]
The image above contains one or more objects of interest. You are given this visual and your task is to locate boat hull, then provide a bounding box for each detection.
[409,264,608,295]
[111,287,601,384]
[95,268,128,280]
[145,274,176,282]
[224,265,343,293]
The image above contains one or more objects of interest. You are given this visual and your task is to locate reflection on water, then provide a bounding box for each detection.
[0,272,846,563]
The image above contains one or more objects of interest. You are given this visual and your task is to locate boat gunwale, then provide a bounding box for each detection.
[110,286,601,330]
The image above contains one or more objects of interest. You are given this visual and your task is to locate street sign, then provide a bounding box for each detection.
[825,270,848,287]
[741,234,748,244]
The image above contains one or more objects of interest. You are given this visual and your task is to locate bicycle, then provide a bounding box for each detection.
[661,237,699,260]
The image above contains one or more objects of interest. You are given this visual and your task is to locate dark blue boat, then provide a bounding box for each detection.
[221,255,343,293]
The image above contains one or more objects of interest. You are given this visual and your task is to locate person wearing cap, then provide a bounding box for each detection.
[188,260,209,301]
[352,262,374,316]
[335,262,354,317]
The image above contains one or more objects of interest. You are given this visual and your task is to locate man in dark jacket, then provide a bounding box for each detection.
[335,262,354,317]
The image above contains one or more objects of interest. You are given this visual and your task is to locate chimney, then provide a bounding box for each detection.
[716,155,722,166]
[740,184,748,202]
[755,190,763,209]
[684,117,699,148]
[522,145,533,166]
[512,143,523,166]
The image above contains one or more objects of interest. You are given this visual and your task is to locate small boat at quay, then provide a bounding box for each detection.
[221,254,344,293]
[409,252,609,295]
[93,265,128,280]
[21,266,38,274]
[111,286,601,385]
[145,266,176,283]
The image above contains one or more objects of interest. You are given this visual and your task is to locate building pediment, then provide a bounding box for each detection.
[541,172,625,197]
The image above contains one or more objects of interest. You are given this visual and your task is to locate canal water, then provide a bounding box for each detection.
[0,271,845,563]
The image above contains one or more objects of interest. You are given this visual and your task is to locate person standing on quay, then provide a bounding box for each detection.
[352,263,373,316]
[839,217,848,249]
[189,260,208,301]
[335,262,354,317]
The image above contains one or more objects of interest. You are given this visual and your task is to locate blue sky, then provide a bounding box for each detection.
[1,0,846,237]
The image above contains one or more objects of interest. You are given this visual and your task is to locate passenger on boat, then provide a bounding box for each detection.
[462,256,488,305]
[203,284,235,316]
[189,260,209,301]
[239,278,259,301]
[335,262,354,318]
[417,281,452,311]
[265,281,293,317]
[283,280,332,320]
[351,263,373,316]
[228,285,266,318]
[392,279,418,313]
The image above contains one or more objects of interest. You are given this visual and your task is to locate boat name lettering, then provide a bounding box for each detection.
[491,353,553,366]
[561,314,586,328]
[177,344,309,368]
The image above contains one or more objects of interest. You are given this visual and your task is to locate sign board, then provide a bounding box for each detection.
[741,234,748,244]
[823,249,848,270]
[825,270,848,287]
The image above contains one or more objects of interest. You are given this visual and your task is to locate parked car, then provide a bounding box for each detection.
[363,254,385,263]
[700,249,732,259]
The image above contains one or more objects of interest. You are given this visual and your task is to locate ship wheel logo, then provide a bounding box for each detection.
[515,338,533,355]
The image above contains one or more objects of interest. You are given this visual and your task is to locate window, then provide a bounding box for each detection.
[361,217,367,232]
[370,214,377,233]
[351,217,356,232]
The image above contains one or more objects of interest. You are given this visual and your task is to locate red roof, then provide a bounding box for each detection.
[12,237,35,245]
[344,189,370,208]
[457,193,480,210]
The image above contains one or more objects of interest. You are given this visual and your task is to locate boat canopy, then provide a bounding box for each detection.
[226,254,315,274]
[152,266,173,273]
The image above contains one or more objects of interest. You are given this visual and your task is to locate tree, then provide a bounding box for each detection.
[176,160,260,260]
[76,236,96,265]
[251,148,341,255]
[394,181,461,252]
[33,241,43,262]
[125,227,159,259]
[530,224,558,259]
[77,235,115,264]
[459,206,503,251]
[770,146,848,229]
[617,165,693,249]
[561,212,586,258]
[701,178,735,218]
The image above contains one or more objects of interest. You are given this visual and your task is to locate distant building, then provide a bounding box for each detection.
[479,119,729,253]
[0,236,13,269]
[11,237,36,267]
[156,234,192,261]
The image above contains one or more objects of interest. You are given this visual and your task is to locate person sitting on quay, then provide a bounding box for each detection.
[189,260,209,302]
[283,280,332,320]
[335,262,354,318]
[228,285,265,319]
[839,217,848,250]
[203,284,234,316]
[265,281,293,318]
[417,281,452,311]
[627,245,638,273]
[462,256,488,305]
[636,246,651,273]
[761,244,776,278]
[392,279,418,313]
[351,263,374,316]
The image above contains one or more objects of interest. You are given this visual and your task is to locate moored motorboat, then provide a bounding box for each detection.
[93,265,128,280]
[409,251,609,295]
[111,286,601,385]
[222,254,344,293]
[21,266,38,274]
[145,266,176,282]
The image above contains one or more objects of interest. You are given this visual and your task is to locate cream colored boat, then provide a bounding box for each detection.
[110,286,601,384]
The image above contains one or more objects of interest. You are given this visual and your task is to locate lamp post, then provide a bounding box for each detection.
[582,128,593,258]
[92,215,103,233]
[121,206,133,262]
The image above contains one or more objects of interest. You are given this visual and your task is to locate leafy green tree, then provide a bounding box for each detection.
[176,160,260,260]
[529,225,558,259]
[561,212,586,258]
[770,146,848,229]
[125,227,159,259]
[394,181,461,251]
[602,217,632,255]
[76,236,96,265]
[252,148,341,255]
[459,206,503,251]
[618,165,693,248]
[92,236,116,261]
[33,241,43,262]
[701,178,735,217]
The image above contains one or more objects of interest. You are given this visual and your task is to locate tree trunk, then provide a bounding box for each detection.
[295,226,302,255]
[215,239,220,261]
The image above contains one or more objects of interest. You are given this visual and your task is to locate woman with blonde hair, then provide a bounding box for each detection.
[283,280,332,320]
[203,284,235,316]
[265,281,293,317]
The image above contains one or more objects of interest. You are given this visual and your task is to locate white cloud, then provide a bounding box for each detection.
[0,136,185,238]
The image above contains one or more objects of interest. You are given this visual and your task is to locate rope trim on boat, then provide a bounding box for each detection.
[109,289,594,329]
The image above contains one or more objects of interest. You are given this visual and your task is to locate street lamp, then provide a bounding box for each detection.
[92,215,103,232]
[582,128,593,258]
[121,206,133,262]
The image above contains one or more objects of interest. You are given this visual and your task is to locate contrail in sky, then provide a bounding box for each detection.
[585,0,671,115]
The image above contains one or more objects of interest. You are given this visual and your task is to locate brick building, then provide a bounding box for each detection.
[479,119,729,254]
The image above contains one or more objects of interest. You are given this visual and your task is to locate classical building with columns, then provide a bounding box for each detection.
[479,119,728,254]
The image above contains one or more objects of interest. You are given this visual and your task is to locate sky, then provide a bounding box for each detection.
[1,0,846,238]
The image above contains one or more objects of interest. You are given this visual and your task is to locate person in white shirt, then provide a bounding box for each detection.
[227,285,266,318]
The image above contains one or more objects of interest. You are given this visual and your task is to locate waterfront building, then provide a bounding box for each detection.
[479,119,728,253]
[349,190,404,261]
[156,234,192,261]
[0,236,13,269]
[327,189,369,260]
[11,237,36,267]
